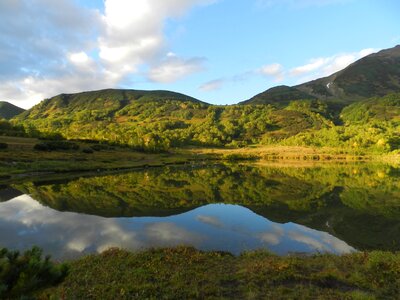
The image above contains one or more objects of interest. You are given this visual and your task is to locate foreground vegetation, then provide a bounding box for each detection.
[0,247,67,299]
[3,246,400,299]
[22,246,398,299]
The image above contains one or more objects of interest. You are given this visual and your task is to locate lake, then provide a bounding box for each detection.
[1,162,399,260]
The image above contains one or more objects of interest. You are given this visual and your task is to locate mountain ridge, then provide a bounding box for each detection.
[0,101,25,120]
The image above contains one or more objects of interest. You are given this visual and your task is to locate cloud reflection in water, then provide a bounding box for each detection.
[0,195,354,259]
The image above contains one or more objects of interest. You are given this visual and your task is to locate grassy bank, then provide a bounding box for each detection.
[0,136,212,183]
[0,136,398,184]
[189,145,400,163]
[31,247,400,299]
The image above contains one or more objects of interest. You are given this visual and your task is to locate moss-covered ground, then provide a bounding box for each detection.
[35,247,400,300]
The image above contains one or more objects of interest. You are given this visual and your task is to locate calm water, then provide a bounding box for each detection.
[1,163,399,260]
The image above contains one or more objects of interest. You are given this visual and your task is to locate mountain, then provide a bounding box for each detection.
[17,88,206,120]
[243,45,400,105]
[0,101,25,119]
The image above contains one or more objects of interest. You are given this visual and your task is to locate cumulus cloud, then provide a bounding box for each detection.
[0,0,100,81]
[98,0,212,82]
[0,0,214,108]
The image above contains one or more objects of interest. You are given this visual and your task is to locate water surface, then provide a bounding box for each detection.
[1,163,399,259]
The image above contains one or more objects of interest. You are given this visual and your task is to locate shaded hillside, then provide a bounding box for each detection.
[240,85,315,106]
[0,101,25,120]
[296,45,400,100]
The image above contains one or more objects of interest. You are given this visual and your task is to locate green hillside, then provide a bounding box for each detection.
[12,90,400,153]
[340,93,400,124]
[17,91,400,155]
[0,101,25,120]
[13,89,331,151]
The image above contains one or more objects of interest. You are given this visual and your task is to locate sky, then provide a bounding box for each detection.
[0,0,399,109]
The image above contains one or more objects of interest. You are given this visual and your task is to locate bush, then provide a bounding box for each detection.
[90,144,112,151]
[0,142,7,149]
[82,147,94,154]
[0,247,68,298]
[34,141,79,151]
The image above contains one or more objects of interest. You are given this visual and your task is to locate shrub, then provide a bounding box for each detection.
[82,147,94,154]
[0,142,7,149]
[0,247,68,298]
[34,141,79,151]
[90,144,112,151]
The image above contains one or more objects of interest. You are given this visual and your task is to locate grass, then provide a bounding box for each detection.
[34,246,400,299]
[185,145,400,163]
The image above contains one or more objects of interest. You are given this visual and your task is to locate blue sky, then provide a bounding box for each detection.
[0,0,399,108]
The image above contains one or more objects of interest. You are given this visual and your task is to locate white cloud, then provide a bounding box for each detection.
[0,195,145,259]
[289,48,377,83]
[196,215,223,227]
[99,0,212,82]
[259,232,281,245]
[257,224,284,246]
[287,226,355,254]
[69,52,90,64]
[145,222,203,245]
[199,79,225,91]
[258,63,284,81]
[147,54,206,83]
[289,58,327,77]
[256,0,350,8]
